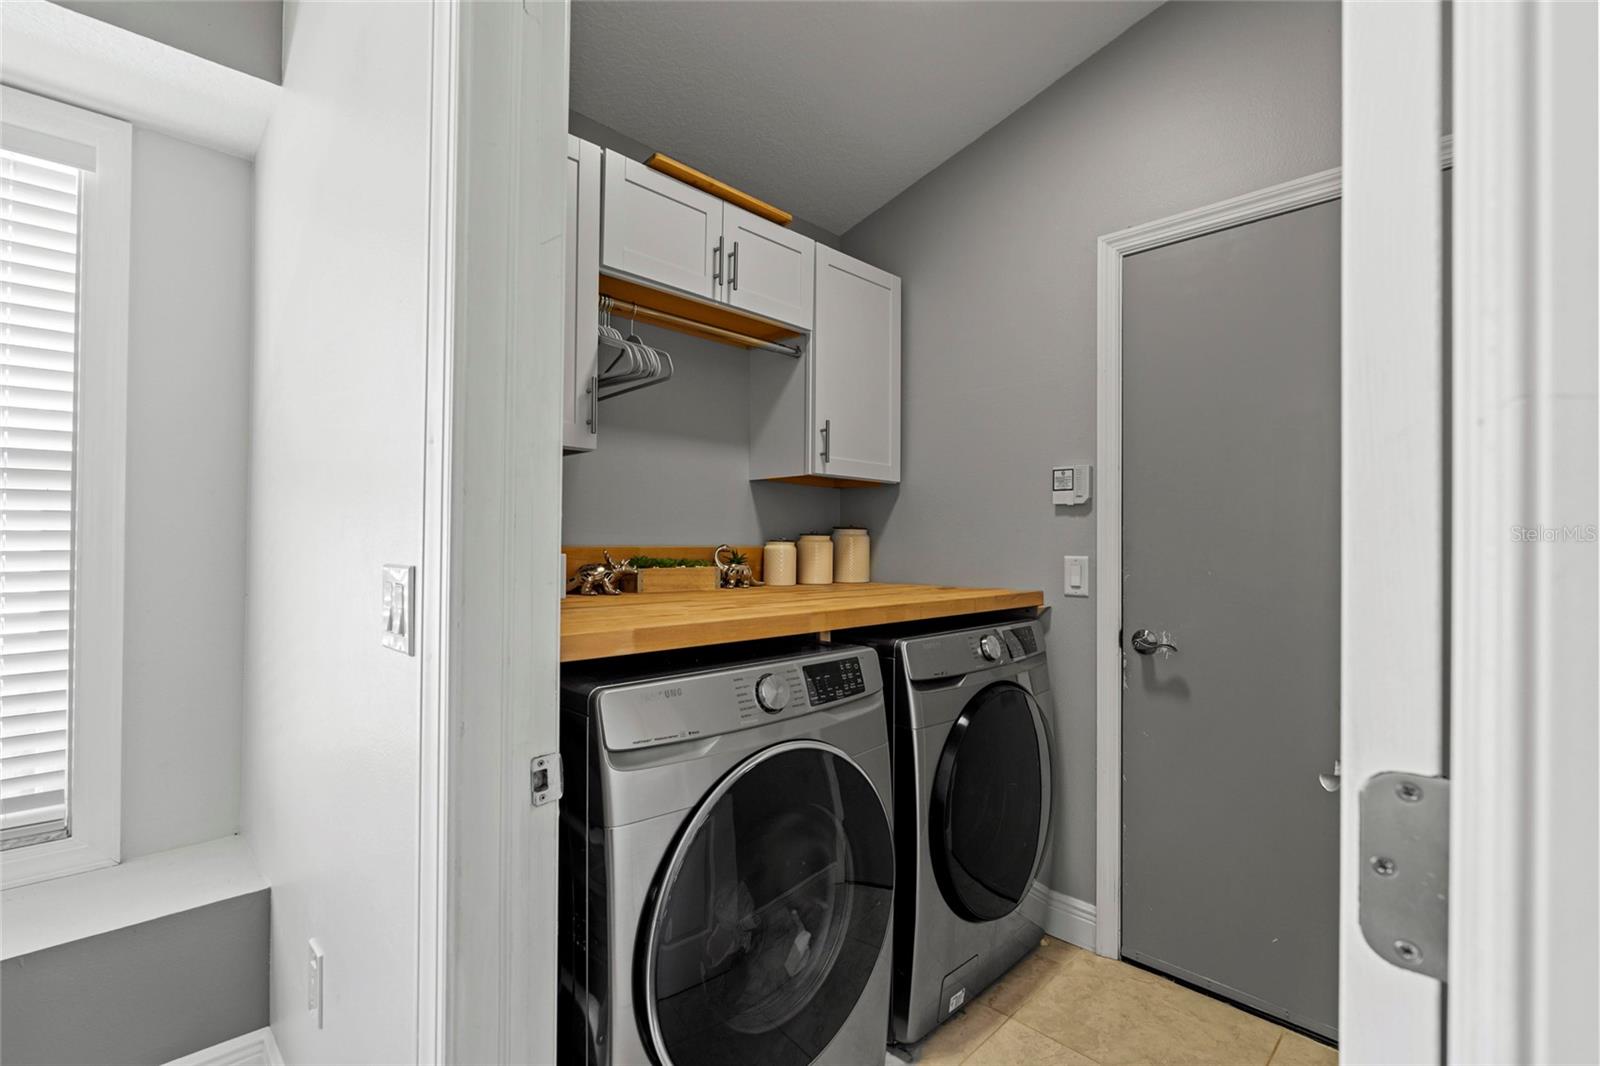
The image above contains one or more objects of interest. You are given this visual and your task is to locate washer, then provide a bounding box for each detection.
[866,619,1055,1045]
[558,643,896,1066]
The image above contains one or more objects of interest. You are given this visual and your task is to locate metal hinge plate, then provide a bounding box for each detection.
[531,753,563,807]
[1358,771,1449,980]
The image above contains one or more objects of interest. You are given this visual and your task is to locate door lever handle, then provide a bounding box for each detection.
[1130,629,1178,657]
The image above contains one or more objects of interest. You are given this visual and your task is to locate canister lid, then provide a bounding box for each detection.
[798,533,832,542]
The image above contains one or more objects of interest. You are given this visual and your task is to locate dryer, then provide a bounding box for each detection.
[867,619,1055,1045]
[558,643,896,1066]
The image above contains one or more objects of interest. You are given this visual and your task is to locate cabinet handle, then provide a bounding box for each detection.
[730,241,739,292]
[712,236,724,287]
[586,369,597,432]
[820,418,831,465]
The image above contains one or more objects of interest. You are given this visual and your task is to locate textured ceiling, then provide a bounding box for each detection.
[571,1,1162,235]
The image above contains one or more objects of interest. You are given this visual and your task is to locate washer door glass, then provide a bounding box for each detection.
[644,743,893,1066]
[930,681,1049,922]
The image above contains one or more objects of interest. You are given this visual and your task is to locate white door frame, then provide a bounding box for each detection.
[418,1,570,1063]
[1093,142,1454,966]
[1448,3,1598,1062]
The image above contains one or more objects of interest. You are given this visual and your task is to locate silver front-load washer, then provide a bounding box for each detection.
[558,642,895,1066]
[866,619,1055,1045]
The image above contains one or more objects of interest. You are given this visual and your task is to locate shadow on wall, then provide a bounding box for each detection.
[562,325,841,545]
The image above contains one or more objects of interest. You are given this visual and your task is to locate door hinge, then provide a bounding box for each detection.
[1358,771,1449,981]
[531,753,563,807]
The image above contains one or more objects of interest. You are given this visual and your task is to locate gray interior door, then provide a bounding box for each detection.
[1120,200,1341,1040]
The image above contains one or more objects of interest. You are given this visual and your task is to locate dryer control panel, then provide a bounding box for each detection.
[598,647,882,750]
[900,620,1046,682]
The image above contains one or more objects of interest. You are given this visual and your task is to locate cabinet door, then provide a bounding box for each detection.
[723,204,815,329]
[812,247,900,483]
[600,150,724,299]
[562,137,601,452]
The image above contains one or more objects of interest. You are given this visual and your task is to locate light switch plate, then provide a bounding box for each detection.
[382,565,416,655]
[307,938,325,1029]
[1064,555,1089,597]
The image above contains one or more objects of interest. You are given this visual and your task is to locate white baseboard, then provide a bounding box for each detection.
[1024,883,1097,952]
[165,1027,283,1066]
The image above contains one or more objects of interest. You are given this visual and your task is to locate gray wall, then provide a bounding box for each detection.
[53,1,283,83]
[839,0,1341,902]
[0,891,269,1065]
[562,324,840,545]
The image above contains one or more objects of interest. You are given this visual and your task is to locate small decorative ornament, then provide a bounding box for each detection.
[569,550,636,595]
[714,544,758,589]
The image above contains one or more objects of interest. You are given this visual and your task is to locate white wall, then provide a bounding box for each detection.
[122,128,252,860]
[840,0,1341,903]
[243,1,431,1061]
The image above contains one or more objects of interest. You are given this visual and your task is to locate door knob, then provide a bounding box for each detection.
[1319,761,1342,792]
[1130,629,1178,657]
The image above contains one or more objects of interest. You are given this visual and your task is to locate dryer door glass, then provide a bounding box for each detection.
[643,743,893,1066]
[930,681,1050,921]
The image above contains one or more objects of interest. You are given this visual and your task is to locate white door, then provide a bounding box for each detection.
[723,203,815,329]
[562,136,599,452]
[600,150,723,300]
[811,247,900,483]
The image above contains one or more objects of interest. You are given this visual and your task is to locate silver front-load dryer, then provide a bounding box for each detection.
[867,619,1055,1045]
[558,643,895,1066]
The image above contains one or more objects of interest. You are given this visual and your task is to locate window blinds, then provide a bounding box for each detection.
[0,147,80,848]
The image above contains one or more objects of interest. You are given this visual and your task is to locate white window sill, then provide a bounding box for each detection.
[1,835,266,960]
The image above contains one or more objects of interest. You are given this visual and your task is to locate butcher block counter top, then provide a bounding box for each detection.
[560,582,1043,662]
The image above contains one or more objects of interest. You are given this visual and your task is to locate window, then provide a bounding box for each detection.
[0,88,130,889]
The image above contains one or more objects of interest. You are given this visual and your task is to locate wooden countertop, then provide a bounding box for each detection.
[561,582,1044,662]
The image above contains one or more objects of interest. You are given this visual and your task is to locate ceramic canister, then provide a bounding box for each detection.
[763,540,797,586]
[797,535,834,585]
[832,527,871,583]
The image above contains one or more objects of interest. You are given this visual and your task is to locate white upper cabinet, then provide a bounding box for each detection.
[722,204,815,330]
[600,150,723,300]
[750,246,900,485]
[563,136,601,452]
[810,247,900,482]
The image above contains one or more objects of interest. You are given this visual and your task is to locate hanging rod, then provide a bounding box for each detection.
[602,297,802,358]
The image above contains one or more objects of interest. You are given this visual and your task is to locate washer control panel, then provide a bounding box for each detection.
[598,647,881,750]
[802,656,867,705]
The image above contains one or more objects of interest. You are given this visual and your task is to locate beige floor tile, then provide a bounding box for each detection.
[1036,936,1086,965]
[914,1002,1008,1066]
[1268,1030,1338,1066]
[978,949,1067,1016]
[1012,953,1283,1065]
[964,1018,1101,1065]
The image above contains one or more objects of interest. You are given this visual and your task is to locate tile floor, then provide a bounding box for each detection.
[895,937,1338,1066]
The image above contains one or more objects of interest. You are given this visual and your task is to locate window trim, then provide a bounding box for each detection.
[1,86,130,889]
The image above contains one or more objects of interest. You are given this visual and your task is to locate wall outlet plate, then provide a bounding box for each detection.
[382,565,415,655]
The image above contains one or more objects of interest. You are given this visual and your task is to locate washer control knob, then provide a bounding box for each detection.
[755,673,790,713]
[978,633,1005,662]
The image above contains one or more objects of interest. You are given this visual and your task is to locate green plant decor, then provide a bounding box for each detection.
[631,556,713,570]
